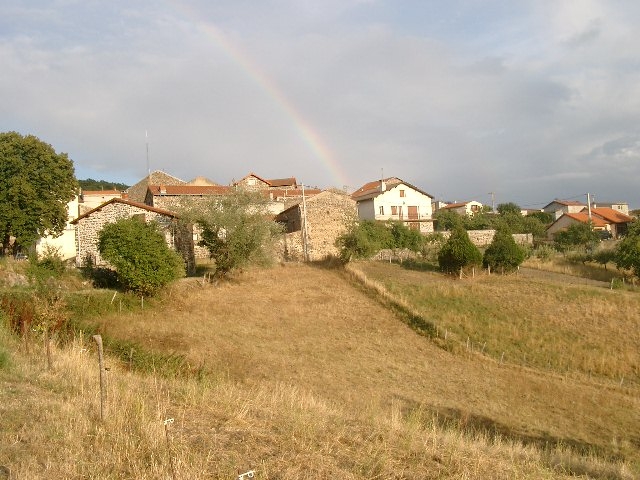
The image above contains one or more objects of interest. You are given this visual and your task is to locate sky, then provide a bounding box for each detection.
[2,0,640,209]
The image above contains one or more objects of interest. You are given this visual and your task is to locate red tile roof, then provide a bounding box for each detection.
[546,199,586,208]
[148,185,231,196]
[71,198,178,224]
[267,177,298,187]
[442,202,470,209]
[588,207,634,224]
[351,177,403,199]
[563,212,609,227]
[81,190,123,196]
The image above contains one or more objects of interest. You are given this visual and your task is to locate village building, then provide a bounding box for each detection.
[126,170,187,203]
[351,177,434,233]
[439,200,484,216]
[233,173,298,191]
[35,195,80,260]
[276,190,357,261]
[593,201,630,216]
[79,189,124,214]
[71,198,195,274]
[542,199,587,220]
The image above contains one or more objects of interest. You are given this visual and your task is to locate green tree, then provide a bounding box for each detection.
[78,178,129,191]
[98,218,185,296]
[483,226,526,272]
[182,190,282,277]
[0,132,78,253]
[497,202,521,216]
[433,209,463,231]
[554,222,600,252]
[336,220,393,262]
[437,224,482,273]
[389,222,424,251]
[614,219,640,277]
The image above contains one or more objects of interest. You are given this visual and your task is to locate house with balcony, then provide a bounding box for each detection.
[351,177,434,233]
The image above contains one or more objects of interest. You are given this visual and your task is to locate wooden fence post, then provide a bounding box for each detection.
[93,335,107,421]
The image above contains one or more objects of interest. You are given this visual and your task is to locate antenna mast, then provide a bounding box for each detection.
[145,130,150,178]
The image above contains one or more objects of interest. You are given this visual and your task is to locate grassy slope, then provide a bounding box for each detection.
[1,261,638,478]
[86,263,640,473]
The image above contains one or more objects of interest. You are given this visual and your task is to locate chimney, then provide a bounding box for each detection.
[380,179,386,192]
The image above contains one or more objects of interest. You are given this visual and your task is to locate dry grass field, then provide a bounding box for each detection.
[1,260,639,478]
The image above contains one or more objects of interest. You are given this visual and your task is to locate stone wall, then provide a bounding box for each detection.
[439,230,533,247]
[74,201,195,274]
[276,191,357,261]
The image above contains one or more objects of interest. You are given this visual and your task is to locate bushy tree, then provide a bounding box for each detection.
[336,220,393,261]
[554,222,600,252]
[433,209,463,231]
[98,218,185,295]
[614,219,640,277]
[182,190,282,277]
[0,132,78,253]
[497,202,521,216]
[437,224,482,272]
[389,222,424,251]
[483,227,526,272]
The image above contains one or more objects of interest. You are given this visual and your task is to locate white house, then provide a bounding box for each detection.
[440,200,484,216]
[542,199,586,220]
[35,195,80,260]
[351,177,434,233]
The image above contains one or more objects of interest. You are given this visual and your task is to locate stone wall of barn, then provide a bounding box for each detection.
[277,191,357,261]
[74,202,195,274]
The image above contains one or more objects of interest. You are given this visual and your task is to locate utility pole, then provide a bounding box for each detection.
[489,192,496,213]
[145,130,151,180]
[301,183,309,262]
[587,192,592,223]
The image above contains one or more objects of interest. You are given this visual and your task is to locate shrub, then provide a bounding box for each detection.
[437,225,482,273]
[181,190,282,277]
[554,222,600,252]
[483,227,526,272]
[614,219,640,277]
[336,220,393,262]
[98,218,185,296]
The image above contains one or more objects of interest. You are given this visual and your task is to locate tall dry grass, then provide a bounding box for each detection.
[1,320,634,479]
[64,263,640,476]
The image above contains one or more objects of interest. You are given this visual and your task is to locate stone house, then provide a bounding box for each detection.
[276,190,357,261]
[351,177,434,233]
[126,170,187,203]
[233,172,298,191]
[545,212,609,239]
[71,198,195,274]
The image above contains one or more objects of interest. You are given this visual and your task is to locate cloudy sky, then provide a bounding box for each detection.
[2,1,640,208]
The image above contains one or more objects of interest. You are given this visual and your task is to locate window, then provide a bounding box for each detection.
[391,206,398,215]
[379,206,384,215]
[247,177,256,185]
[399,190,405,197]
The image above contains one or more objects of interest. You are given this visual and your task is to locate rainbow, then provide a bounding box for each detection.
[169,2,350,187]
